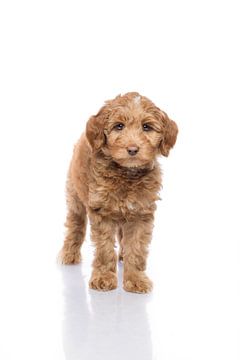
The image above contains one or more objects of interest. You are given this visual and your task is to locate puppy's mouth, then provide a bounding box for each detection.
[105,146,154,169]
[113,156,150,169]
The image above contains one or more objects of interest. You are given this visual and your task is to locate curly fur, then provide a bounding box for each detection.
[59,92,178,293]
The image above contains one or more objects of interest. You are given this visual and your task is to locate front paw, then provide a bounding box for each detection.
[123,272,153,294]
[89,271,118,291]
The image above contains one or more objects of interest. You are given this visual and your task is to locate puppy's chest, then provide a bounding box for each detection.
[88,177,160,219]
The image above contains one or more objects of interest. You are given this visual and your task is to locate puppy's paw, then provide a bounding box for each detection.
[89,271,117,291]
[123,272,153,294]
[58,247,81,265]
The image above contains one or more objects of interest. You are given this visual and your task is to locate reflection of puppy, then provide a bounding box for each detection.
[60,92,178,293]
[61,265,152,359]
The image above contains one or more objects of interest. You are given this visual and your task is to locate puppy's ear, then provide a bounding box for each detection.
[86,107,108,151]
[159,111,178,157]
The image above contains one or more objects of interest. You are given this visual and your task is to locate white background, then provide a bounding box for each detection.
[0,0,239,359]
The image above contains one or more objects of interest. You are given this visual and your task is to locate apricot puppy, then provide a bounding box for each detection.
[60,92,178,293]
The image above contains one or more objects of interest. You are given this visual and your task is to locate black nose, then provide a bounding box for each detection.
[127,146,139,156]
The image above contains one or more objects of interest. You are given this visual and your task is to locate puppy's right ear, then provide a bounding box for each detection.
[86,107,107,151]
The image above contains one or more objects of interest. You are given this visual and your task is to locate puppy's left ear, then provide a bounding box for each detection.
[159,112,178,157]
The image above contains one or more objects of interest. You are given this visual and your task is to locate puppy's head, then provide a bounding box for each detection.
[86,92,178,167]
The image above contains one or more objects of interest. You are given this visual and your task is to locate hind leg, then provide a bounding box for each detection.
[117,227,124,262]
[60,180,87,264]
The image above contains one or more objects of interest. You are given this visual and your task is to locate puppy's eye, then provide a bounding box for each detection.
[114,123,125,130]
[142,123,153,131]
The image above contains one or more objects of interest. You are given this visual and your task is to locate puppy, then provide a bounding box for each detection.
[60,92,178,293]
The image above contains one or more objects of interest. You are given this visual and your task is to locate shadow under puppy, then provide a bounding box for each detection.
[59,92,178,293]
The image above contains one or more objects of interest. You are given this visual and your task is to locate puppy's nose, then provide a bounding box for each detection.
[127,146,139,156]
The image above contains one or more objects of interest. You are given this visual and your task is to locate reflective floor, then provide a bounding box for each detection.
[61,263,153,360]
[0,202,239,360]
